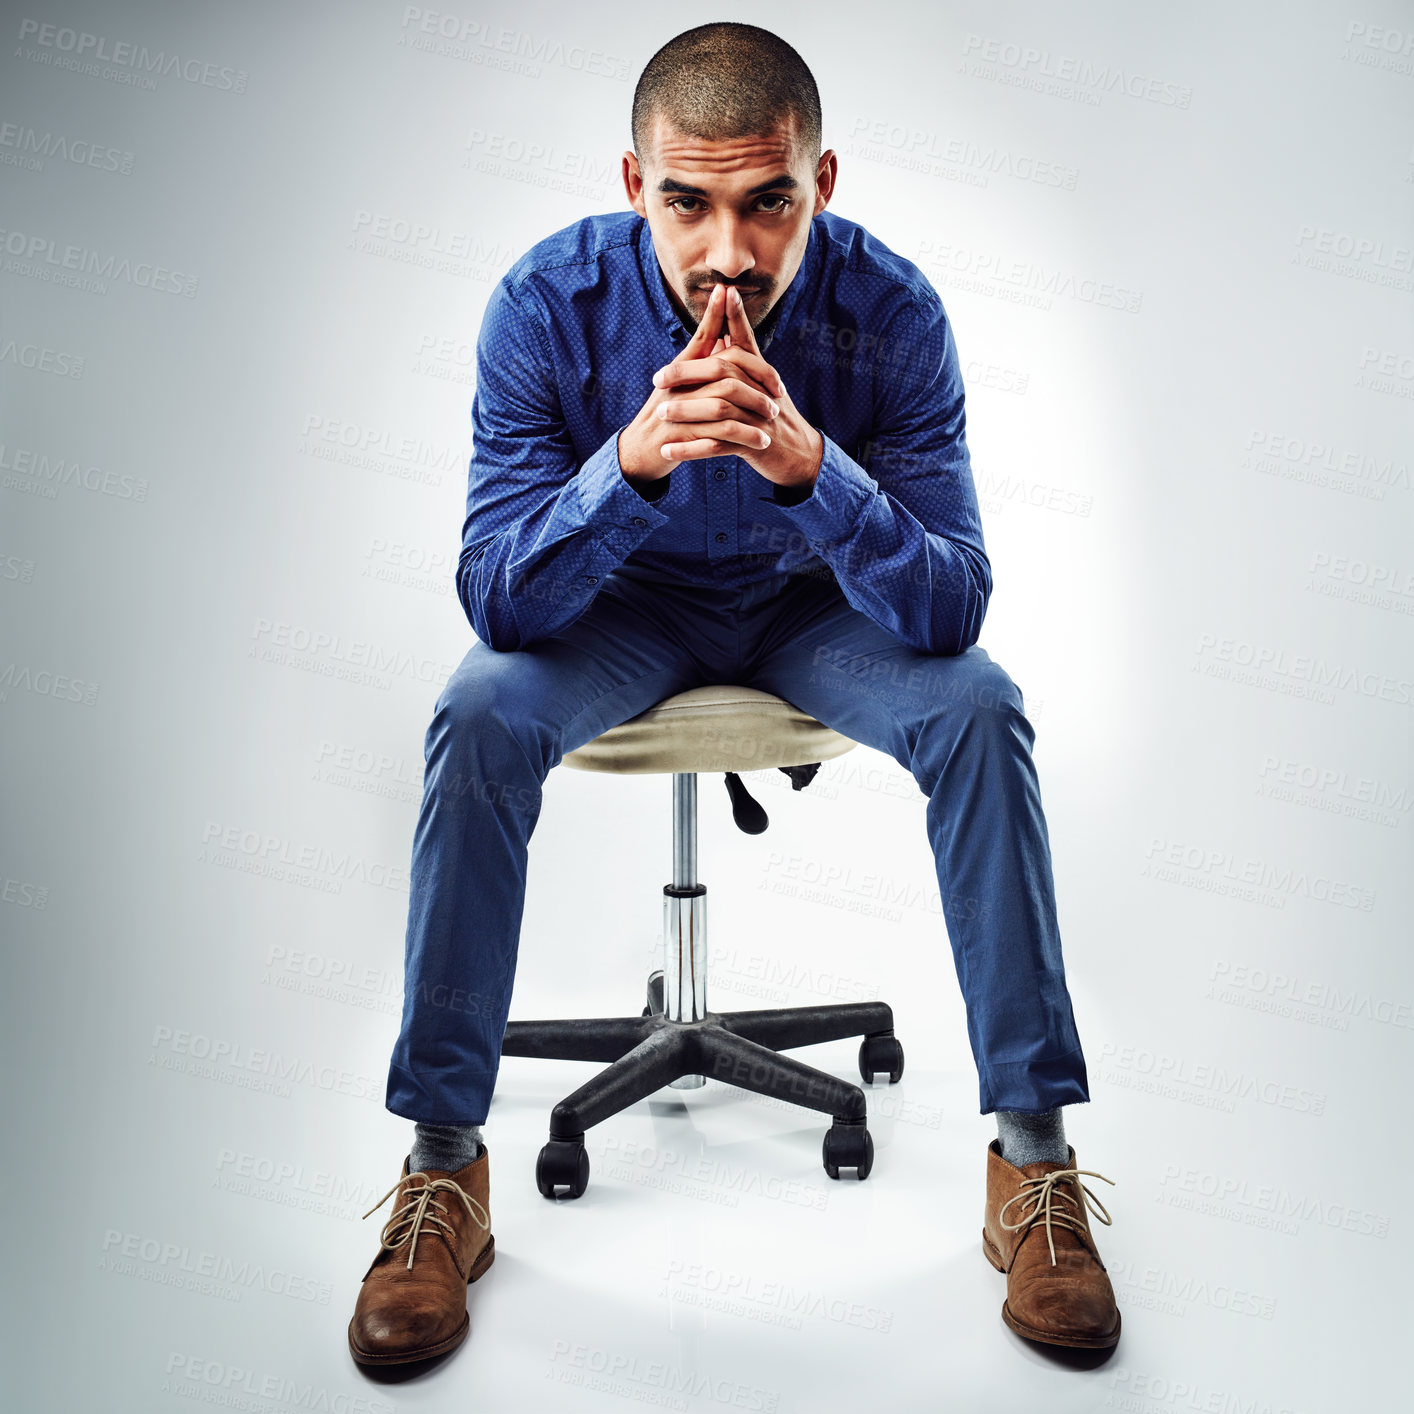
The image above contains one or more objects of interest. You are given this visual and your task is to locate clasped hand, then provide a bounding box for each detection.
[617,282,823,493]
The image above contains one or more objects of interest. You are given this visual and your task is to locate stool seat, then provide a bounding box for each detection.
[562,684,856,776]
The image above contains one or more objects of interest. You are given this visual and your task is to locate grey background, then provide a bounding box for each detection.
[2,1,1410,1409]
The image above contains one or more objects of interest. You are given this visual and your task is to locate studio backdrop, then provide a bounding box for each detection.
[2,1,1409,1410]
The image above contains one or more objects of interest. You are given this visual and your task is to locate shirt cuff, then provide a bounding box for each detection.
[634,470,672,503]
[575,424,674,536]
[764,429,878,544]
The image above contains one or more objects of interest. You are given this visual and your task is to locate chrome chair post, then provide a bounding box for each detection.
[665,772,706,1088]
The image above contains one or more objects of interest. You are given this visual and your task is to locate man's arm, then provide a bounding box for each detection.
[765,291,991,656]
[457,278,671,652]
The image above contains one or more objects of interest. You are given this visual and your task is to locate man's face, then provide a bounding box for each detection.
[623,113,836,337]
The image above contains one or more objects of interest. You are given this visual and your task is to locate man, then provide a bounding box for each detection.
[348,22,1120,1366]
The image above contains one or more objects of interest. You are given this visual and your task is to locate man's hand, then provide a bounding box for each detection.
[652,283,824,494]
[617,284,824,494]
[617,283,761,484]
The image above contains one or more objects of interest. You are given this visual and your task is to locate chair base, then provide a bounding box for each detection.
[502,980,904,1197]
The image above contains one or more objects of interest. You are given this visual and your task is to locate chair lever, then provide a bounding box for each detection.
[778,761,822,792]
[722,772,769,834]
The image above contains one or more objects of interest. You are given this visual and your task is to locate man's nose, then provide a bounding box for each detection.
[705,215,754,284]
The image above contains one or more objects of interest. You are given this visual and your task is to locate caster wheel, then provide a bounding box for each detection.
[822,1121,874,1180]
[536,1138,589,1198]
[642,969,665,1018]
[859,1033,904,1085]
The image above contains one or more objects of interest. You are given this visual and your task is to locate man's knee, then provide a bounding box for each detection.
[910,655,1030,793]
[965,656,1025,718]
[433,645,538,742]
[922,648,1025,721]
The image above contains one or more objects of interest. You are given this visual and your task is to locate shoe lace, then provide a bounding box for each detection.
[998,1166,1116,1267]
[361,1170,490,1272]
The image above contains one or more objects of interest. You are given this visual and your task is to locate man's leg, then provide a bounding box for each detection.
[353,572,732,1366]
[741,574,1090,1118]
[741,575,1119,1350]
[385,571,712,1129]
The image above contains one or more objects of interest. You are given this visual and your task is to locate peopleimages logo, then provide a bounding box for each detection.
[1141,837,1376,911]
[0,226,198,295]
[16,19,248,91]
[1207,960,1414,1032]
[149,1024,380,1102]
[399,7,631,80]
[100,1229,332,1305]
[959,33,1194,108]
[250,617,455,689]
[199,821,411,895]
[546,1341,780,1411]
[663,1260,895,1334]
[161,1354,392,1413]
[1099,1041,1326,1116]
[1157,1163,1389,1238]
[0,121,134,174]
[846,114,1079,189]
[1257,754,1411,826]
[0,441,149,499]
[1192,633,1412,706]
[0,338,84,377]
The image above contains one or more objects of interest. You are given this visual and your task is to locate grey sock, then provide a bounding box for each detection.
[995,1106,1069,1167]
[410,1122,484,1174]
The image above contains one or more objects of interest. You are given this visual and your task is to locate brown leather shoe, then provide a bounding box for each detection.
[347,1147,495,1366]
[981,1138,1120,1349]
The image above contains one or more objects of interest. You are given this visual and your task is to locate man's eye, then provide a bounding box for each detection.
[667,196,791,214]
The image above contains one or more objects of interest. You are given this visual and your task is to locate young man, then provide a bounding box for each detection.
[348,22,1120,1366]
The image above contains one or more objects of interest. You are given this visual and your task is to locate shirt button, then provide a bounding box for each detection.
[715,532,728,544]
[631,515,647,526]
[713,469,727,481]
[585,576,598,585]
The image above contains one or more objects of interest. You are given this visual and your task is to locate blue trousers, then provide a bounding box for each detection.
[385,563,1091,1124]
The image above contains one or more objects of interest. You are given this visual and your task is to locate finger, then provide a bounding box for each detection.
[718,346,786,401]
[679,337,731,391]
[658,354,777,396]
[657,387,779,423]
[687,370,786,412]
[660,435,771,462]
[716,345,786,398]
[657,417,772,451]
[653,287,724,390]
[666,348,785,400]
[724,285,762,357]
[684,282,725,357]
[660,437,728,461]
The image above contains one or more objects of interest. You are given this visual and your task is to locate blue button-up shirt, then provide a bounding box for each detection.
[460,207,991,655]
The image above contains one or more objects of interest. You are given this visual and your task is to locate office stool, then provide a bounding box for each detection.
[501,684,906,1198]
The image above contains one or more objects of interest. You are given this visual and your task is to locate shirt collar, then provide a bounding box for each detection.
[636,214,820,355]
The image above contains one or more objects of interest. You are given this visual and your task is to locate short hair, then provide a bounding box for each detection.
[631,23,822,170]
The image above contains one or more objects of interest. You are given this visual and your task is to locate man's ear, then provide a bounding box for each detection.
[813,149,837,216]
[623,150,646,216]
